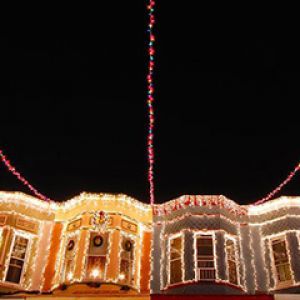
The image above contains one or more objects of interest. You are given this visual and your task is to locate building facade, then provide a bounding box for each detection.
[0,192,151,299]
[152,195,300,296]
[0,191,300,299]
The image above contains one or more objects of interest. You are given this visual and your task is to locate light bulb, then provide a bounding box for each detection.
[91,268,100,278]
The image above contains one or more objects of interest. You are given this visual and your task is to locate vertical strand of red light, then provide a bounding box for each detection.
[147,0,156,205]
[0,149,51,202]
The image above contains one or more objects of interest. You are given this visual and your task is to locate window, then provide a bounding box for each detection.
[119,237,135,285]
[196,234,215,281]
[169,236,182,285]
[5,235,29,284]
[86,232,109,281]
[271,238,292,284]
[62,236,77,282]
[225,239,238,285]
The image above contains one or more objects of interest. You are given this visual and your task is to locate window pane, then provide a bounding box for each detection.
[228,260,238,285]
[6,266,22,284]
[272,239,292,283]
[120,237,135,285]
[11,236,28,259]
[197,236,213,256]
[226,239,238,285]
[86,256,106,280]
[169,237,182,284]
[5,235,28,284]
[272,241,288,264]
[170,237,182,259]
[170,259,182,284]
[198,260,214,268]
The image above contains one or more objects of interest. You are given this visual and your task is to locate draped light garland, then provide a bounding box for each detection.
[147,0,156,205]
[0,149,51,202]
[254,162,300,205]
[0,0,299,207]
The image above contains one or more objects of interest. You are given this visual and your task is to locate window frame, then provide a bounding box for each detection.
[268,234,294,288]
[4,230,32,286]
[119,232,136,286]
[168,233,184,286]
[85,231,110,281]
[61,231,80,283]
[194,231,216,282]
[224,234,240,286]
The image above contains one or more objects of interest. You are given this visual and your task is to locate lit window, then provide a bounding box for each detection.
[5,235,29,284]
[196,234,215,281]
[271,238,292,284]
[62,237,77,282]
[225,239,238,285]
[169,236,182,285]
[119,237,135,285]
[86,232,109,281]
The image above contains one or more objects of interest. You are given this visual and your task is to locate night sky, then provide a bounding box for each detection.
[0,4,299,205]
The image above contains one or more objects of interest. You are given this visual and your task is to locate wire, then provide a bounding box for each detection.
[0,149,52,201]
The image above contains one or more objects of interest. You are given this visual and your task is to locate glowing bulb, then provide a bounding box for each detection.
[119,273,125,280]
[91,268,100,278]
[67,272,73,280]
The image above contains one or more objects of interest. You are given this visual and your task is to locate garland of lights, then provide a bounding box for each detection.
[147,0,156,205]
[0,0,299,207]
[0,149,51,202]
[254,162,300,205]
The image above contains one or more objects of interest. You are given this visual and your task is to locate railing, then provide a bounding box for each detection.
[197,267,215,281]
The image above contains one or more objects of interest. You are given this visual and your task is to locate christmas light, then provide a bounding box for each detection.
[67,272,73,281]
[91,268,100,278]
[146,0,156,205]
[254,162,300,205]
[0,149,52,202]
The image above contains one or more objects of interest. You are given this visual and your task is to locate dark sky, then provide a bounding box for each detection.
[0,4,299,204]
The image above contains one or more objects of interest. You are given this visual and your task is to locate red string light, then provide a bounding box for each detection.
[1,0,298,207]
[147,0,156,205]
[0,149,52,202]
[254,162,300,205]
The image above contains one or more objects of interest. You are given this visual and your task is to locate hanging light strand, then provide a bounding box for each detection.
[0,149,51,202]
[254,162,300,205]
[147,0,156,205]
